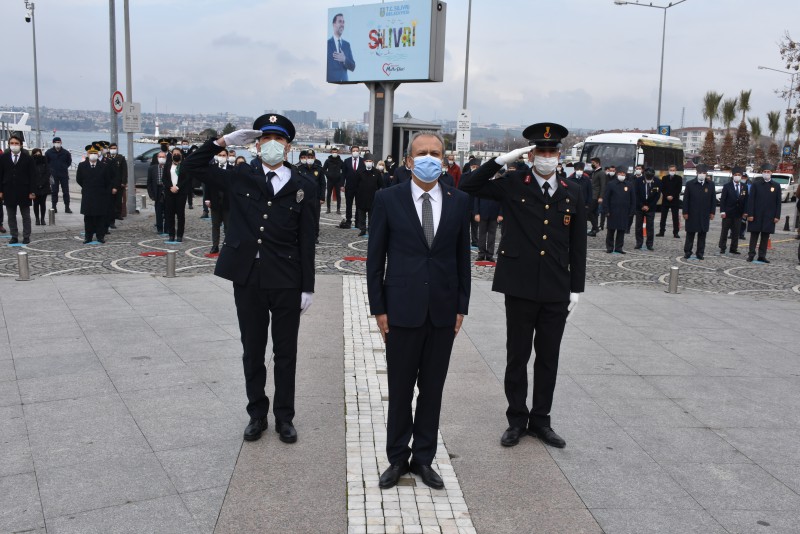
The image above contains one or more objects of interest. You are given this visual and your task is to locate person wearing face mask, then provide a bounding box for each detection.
[151,138,173,166]
[205,147,233,254]
[634,168,661,251]
[460,123,586,450]
[163,148,189,242]
[445,154,462,187]
[657,164,683,238]
[744,163,782,263]
[717,166,748,255]
[184,114,315,445]
[739,173,751,240]
[45,136,72,214]
[30,148,51,226]
[295,150,325,243]
[227,149,237,167]
[366,131,471,490]
[0,134,36,244]
[602,169,636,253]
[555,163,567,181]
[146,151,169,234]
[587,157,604,236]
[323,147,344,214]
[352,153,383,236]
[340,146,366,228]
[376,159,390,188]
[682,163,716,260]
[384,154,397,178]
[599,166,616,231]
[567,162,592,228]
[75,144,111,244]
[107,143,128,221]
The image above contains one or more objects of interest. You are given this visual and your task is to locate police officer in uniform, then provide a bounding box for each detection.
[76,144,111,244]
[744,163,782,263]
[107,142,128,221]
[460,123,587,449]
[183,114,315,444]
[296,150,325,243]
[682,163,716,260]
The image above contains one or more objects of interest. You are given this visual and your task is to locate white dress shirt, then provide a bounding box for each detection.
[262,163,291,194]
[410,180,442,235]
[533,171,558,196]
[170,165,179,188]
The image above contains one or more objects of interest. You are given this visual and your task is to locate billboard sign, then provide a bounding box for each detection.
[327,0,446,84]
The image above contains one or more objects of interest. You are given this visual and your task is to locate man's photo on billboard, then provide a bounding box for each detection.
[327,12,356,82]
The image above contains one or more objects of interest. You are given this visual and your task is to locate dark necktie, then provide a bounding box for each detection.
[542,181,550,198]
[13,154,18,165]
[266,171,276,198]
[421,192,434,247]
[337,39,342,53]
[646,182,650,197]
[735,184,739,196]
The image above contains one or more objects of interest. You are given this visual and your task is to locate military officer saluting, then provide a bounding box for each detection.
[460,123,587,449]
[744,163,782,263]
[184,114,315,444]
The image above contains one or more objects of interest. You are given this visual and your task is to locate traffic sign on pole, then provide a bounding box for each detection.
[112,91,124,113]
[658,125,671,136]
[456,109,471,153]
[122,102,141,132]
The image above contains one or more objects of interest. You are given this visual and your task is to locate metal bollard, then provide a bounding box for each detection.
[784,216,791,232]
[140,194,147,210]
[48,208,55,226]
[16,251,31,281]
[165,250,176,278]
[665,266,679,294]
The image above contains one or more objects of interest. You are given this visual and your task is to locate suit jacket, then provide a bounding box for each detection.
[567,172,592,208]
[342,156,366,190]
[682,179,716,233]
[590,168,608,201]
[635,177,661,213]
[460,159,587,302]
[367,181,471,328]
[0,150,36,207]
[163,163,191,199]
[392,165,413,186]
[184,139,315,292]
[147,164,167,201]
[719,181,747,219]
[660,173,683,207]
[745,179,782,233]
[327,36,356,82]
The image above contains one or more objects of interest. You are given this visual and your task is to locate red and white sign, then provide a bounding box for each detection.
[112,91,124,113]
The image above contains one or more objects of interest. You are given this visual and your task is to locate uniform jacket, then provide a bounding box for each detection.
[184,139,315,292]
[682,179,716,233]
[590,168,608,201]
[342,156,366,191]
[0,150,36,207]
[602,179,636,230]
[44,146,72,179]
[567,172,592,208]
[326,37,355,82]
[323,155,344,186]
[746,179,782,233]
[76,160,111,216]
[106,154,128,188]
[297,163,325,201]
[635,177,662,213]
[32,155,52,197]
[459,158,587,302]
[719,180,748,219]
[353,167,384,210]
[366,180,471,328]
[660,173,683,207]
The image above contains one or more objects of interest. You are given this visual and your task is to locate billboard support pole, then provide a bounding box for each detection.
[383,83,397,160]
[367,83,377,152]
[365,82,398,162]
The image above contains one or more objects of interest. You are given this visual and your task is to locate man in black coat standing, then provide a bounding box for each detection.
[296,150,325,243]
[567,162,592,234]
[717,166,748,254]
[587,158,606,236]
[658,164,683,238]
[322,147,344,214]
[353,153,384,237]
[367,131,471,490]
[340,146,365,228]
[682,164,716,260]
[184,114,315,445]
[76,144,111,244]
[745,163,782,263]
[0,134,36,244]
[45,136,72,213]
[147,152,168,234]
[634,168,661,250]
[603,169,636,254]
[460,123,587,450]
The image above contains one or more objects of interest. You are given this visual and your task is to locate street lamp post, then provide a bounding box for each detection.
[23,0,42,149]
[757,65,798,162]
[614,0,688,132]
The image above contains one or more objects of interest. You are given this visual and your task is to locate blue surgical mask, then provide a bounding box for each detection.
[412,155,443,183]
[260,140,285,166]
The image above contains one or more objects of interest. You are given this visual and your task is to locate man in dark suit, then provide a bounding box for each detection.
[340,146,365,228]
[184,114,315,445]
[718,166,748,254]
[327,13,356,82]
[0,134,36,244]
[460,123,587,450]
[587,157,606,236]
[682,163,716,260]
[658,164,683,237]
[744,163,782,263]
[567,162,592,235]
[147,152,168,234]
[367,131,471,491]
[76,144,111,244]
[634,168,661,250]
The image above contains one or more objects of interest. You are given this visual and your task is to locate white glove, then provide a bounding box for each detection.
[300,292,314,315]
[495,146,531,166]
[567,292,580,319]
[222,129,262,147]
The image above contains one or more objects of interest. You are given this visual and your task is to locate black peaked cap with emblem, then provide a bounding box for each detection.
[760,163,775,172]
[85,144,98,153]
[253,114,296,143]
[732,165,745,175]
[696,163,709,173]
[522,122,569,148]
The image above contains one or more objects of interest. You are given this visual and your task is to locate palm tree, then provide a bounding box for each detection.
[767,111,781,140]
[721,98,738,132]
[738,90,752,123]
[702,91,724,130]
[748,117,762,145]
[786,117,797,144]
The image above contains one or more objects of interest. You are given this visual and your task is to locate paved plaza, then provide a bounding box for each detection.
[0,182,799,533]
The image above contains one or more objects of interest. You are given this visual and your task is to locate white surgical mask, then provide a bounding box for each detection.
[300,158,307,165]
[533,155,558,176]
[168,145,175,151]
[763,172,772,181]
[54,143,62,149]
[332,153,339,158]
[606,171,614,176]
[668,171,675,176]
[227,156,236,165]
[733,175,741,183]
[351,151,360,158]
[617,175,626,182]
[9,145,21,154]
[377,164,385,171]
[697,174,706,182]
[88,154,99,162]
[260,140,285,166]
[365,162,374,170]
[158,157,167,165]
[575,170,583,177]
[109,149,118,156]
[215,155,227,165]
[646,176,653,182]
[634,169,642,176]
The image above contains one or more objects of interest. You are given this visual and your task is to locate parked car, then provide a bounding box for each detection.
[771,173,797,202]
[133,147,202,194]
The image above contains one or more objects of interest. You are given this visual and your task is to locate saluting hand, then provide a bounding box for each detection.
[495,146,531,166]
[221,129,262,147]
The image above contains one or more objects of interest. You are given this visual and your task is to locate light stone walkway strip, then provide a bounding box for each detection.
[344,276,477,534]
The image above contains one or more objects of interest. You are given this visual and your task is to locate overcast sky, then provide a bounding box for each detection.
[1,0,798,131]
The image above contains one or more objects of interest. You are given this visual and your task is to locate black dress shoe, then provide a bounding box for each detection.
[634,246,642,250]
[486,256,495,262]
[22,238,30,244]
[476,255,485,261]
[83,240,91,244]
[616,249,626,254]
[243,417,268,441]
[647,246,654,251]
[210,246,219,254]
[501,426,527,447]
[674,234,680,238]
[587,230,597,237]
[696,255,704,260]
[52,206,57,213]
[684,253,691,259]
[169,235,176,241]
[747,256,754,262]
[720,249,726,254]
[656,231,665,237]
[379,461,409,489]
[275,421,297,443]
[357,231,366,237]
[177,237,183,242]
[757,257,770,263]
[65,207,73,214]
[410,462,444,490]
[529,425,566,448]
[730,250,740,255]
[110,223,117,229]
[97,238,106,244]
[9,237,18,244]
